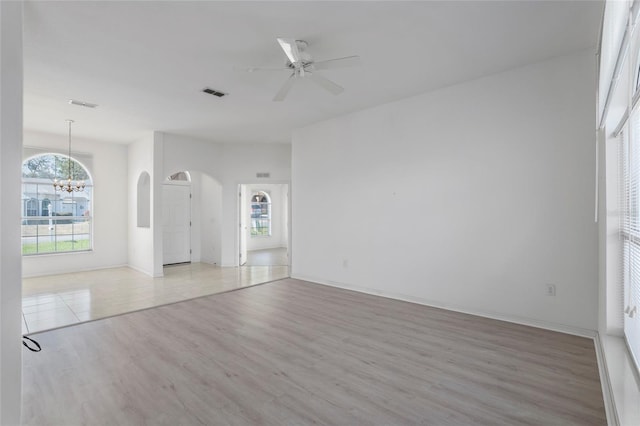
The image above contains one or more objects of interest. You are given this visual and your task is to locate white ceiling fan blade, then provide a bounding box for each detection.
[277,38,301,64]
[273,74,296,102]
[234,65,290,73]
[308,73,344,95]
[313,56,362,71]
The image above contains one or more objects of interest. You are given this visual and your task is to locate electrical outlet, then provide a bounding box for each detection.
[545,284,556,296]
[342,259,349,268]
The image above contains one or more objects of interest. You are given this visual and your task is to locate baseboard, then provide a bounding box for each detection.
[291,274,597,339]
[127,264,157,277]
[22,263,129,278]
[594,333,619,426]
[248,245,287,252]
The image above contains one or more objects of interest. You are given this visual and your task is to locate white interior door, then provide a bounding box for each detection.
[239,184,247,266]
[163,184,191,265]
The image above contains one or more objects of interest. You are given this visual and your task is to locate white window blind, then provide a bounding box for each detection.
[620,109,640,371]
[600,1,632,120]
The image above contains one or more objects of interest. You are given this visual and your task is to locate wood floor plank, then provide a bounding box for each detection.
[22,278,606,425]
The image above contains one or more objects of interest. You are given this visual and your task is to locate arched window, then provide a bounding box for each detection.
[42,198,51,216]
[167,171,191,182]
[25,198,38,217]
[250,191,271,237]
[21,154,93,255]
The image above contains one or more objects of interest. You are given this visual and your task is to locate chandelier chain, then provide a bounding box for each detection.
[53,119,85,193]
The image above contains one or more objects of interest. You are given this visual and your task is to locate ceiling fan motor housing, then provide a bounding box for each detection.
[286,59,314,71]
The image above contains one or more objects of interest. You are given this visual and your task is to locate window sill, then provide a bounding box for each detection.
[22,249,94,258]
[600,334,640,425]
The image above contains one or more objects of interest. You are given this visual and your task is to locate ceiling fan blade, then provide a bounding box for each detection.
[234,65,290,73]
[273,74,296,102]
[277,38,301,64]
[313,55,362,71]
[308,73,344,95]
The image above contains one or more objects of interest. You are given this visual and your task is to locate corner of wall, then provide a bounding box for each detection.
[152,131,164,277]
[0,2,23,424]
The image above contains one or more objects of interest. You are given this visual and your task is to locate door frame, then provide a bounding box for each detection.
[239,184,248,266]
[236,182,291,267]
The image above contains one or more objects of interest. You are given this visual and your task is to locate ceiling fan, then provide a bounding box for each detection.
[241,38,361,101]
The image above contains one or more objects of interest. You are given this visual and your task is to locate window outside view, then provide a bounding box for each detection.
[21,154,92,255]
[250,192,271,237]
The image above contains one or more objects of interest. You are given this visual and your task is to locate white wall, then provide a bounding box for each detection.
[197,172,222,265]
[128,134,155,276]
[245,183,288,251]
[22,130,128,277]
[128,132,165,277]
[292,51,598,332]
[161,133,291,266]
[0,2,23,423]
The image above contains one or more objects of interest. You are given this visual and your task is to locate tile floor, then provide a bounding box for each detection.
[22,262,289,334]
[245,247,289,266]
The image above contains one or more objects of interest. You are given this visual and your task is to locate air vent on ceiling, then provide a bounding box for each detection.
[202,88,227,97]
[256,172,270,178]
[69,99,98,108]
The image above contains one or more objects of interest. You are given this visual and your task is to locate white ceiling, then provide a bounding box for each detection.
[23,1,603,145]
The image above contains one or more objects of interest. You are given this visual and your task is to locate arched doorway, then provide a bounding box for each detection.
[163,171,192,265]
[162,170,223,267]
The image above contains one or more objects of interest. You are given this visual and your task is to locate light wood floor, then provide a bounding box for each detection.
[22,278,606,425]
[22,263,289,334]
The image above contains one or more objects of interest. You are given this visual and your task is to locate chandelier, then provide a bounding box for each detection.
[53,120,85,193]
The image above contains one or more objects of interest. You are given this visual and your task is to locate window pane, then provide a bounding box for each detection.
[22,153,93,255]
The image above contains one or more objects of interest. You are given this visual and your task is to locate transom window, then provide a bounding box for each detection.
[250,191,271,237]
[167,171,191,182]
[21,154,93,255]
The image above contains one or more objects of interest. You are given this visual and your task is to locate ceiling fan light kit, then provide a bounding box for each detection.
[242,37,361,101]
